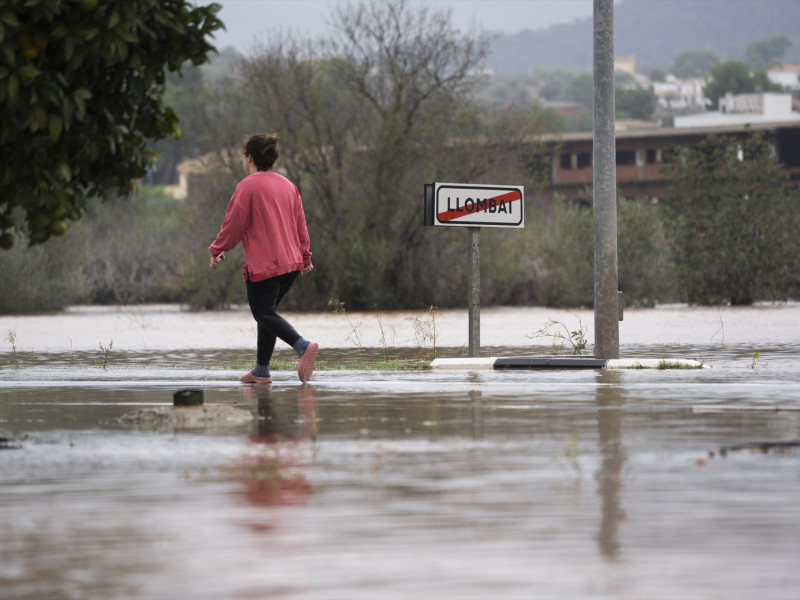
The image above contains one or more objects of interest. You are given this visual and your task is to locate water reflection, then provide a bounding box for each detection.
[3,338,800,599]
[469,390,483,440]
[232,384,317,508]
[595,371,626,560]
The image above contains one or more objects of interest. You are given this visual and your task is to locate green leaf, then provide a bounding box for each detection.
[34,104,48,130]
[48,113,62,142]
[80,27,99,40]
[6,72,18,106]
[64,36,75,61]
[73,96,85,120]
[0,12,21,27]
[115,39,129,61]
[17,64,41,86]
[120,29,139,44]
[63,100,73,127]
[57,163,71,181]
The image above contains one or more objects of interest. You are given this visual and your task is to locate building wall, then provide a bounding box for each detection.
[768,65,800,91]
[544,123,800,201]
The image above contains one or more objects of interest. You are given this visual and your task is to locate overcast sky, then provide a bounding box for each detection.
[208,0,597,53]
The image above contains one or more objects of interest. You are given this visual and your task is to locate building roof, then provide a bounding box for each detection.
[539,120,800,145]
[769,63,800,73]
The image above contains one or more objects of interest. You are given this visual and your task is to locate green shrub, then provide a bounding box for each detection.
[617,198,677,307]
[0,220,89,314]
[661,132,800,304]
[83,188,186,304]
[537,196,678,308]
[179,168,248,310]
[537,199,594,308]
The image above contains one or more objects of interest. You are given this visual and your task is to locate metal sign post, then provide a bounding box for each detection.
[468,227,480,357]
[424,182,524,358]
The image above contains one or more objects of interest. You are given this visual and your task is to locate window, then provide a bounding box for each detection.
[577,152,592,168]
[777,128,800,167]
[616,150,636,165]
[646,149,658,164]
[560,153,572,170]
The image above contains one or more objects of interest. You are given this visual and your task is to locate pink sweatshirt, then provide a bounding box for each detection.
[209,171,312,282]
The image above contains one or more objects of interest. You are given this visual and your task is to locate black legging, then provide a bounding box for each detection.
[246,271,301,365]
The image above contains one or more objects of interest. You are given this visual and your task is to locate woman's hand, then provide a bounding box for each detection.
[210,252,226,270]
[301,262,314,276]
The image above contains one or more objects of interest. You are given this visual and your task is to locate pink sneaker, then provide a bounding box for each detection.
[239,371,272,384]
[297,342,318,383]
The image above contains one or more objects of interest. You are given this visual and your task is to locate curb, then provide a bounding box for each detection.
[430,357,708,370]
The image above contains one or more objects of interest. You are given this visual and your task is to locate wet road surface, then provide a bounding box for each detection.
[1,306,800,599]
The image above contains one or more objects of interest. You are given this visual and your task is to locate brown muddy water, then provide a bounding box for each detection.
[1,305,800,599]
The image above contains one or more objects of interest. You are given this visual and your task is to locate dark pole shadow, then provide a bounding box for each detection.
[595,370,626,560]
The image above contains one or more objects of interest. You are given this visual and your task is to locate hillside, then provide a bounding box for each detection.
[487,0,800,75]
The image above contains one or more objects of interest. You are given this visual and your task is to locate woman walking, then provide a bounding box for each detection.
[209,133,318,383]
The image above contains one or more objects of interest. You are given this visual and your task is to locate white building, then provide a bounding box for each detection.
[674,92,800,128]
[768,64,800,91]
[653,76,708,113]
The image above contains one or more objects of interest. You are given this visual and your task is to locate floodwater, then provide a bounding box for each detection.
[1,305,800,600]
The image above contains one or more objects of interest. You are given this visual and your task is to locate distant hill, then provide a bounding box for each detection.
[487,0,800,75]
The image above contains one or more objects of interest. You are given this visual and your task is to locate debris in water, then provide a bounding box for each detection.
[174,389,204,406]
[120,405,254,429]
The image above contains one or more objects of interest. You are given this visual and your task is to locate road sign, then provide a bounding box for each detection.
[424,182,524,228]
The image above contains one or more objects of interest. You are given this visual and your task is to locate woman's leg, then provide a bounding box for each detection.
[246,271,302,366]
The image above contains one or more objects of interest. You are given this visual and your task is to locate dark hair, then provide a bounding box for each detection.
[242,133,280,171]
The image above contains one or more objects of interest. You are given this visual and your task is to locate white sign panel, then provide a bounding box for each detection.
[432,182,524,228]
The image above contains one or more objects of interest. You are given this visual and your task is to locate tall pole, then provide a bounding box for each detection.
[593,0,619,359]
[468,227,480,357]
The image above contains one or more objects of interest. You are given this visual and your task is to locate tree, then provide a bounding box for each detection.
[645,67,668,83]
[745,35,792,72]
[565,72,594,108]
[661,133,800,305]
[175,0,561,311]
[147,64,207,186]
[538,196,676,308]
[671,49,719,79]
[535,67,579,101]
[229,1,502,309]
[703,60,782,107]
[616,86,657,120]
[0,0,223,248]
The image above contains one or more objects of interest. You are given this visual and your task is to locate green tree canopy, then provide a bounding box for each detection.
[703,60,782,107]
[616,86,657,120]
[565,72,593,108]
[745,34,792,72]
[671,49,719,79]
[0,0,223,248]
[645,67,668,83]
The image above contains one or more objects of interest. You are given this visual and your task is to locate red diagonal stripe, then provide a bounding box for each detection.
[437,190,521,222]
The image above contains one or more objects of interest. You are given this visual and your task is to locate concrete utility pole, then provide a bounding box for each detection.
[592,0,620,359]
